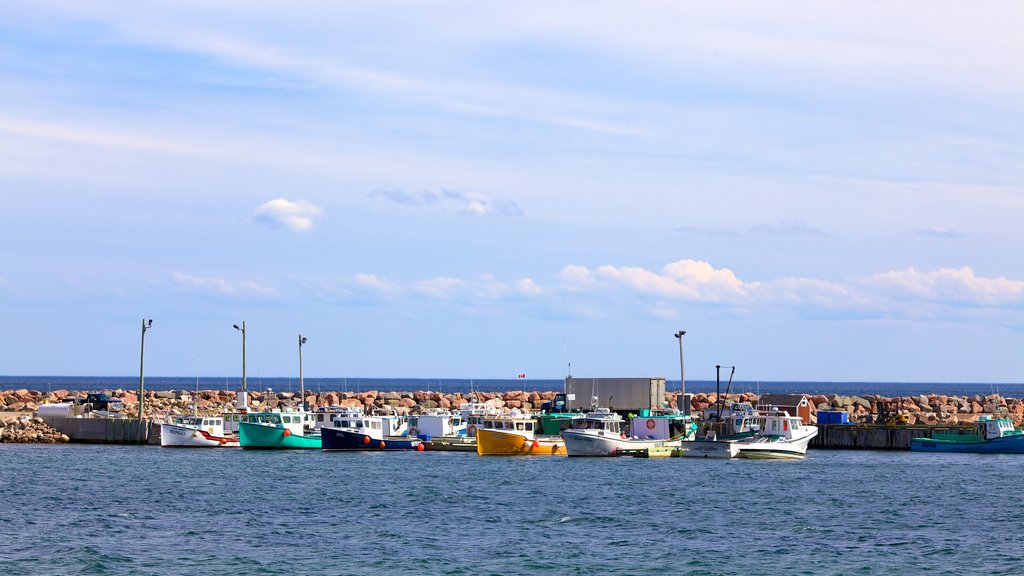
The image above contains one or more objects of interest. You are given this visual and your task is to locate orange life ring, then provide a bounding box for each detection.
[467,424,478,434]
[645,419,656,430]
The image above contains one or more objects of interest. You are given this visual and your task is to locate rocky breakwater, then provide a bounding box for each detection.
[665,391,1024,427]
[0,388,562,419]
[0,415,69,443]
[810,393,1024,427]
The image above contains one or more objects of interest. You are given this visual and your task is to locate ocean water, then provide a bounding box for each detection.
[2,375,1022,397]
[2,444,1022,575]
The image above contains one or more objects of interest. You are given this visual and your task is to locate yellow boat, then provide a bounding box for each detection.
[475,414,567,456]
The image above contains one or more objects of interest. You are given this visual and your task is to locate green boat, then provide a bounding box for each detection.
[238,411,322,449]
[535,393,582,435]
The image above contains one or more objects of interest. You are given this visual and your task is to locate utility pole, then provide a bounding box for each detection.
[233,322,247,410]
[139,319,153,422]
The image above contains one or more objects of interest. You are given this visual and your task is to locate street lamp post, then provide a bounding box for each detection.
[233,322,247,410]
[674,330,686,415]
[138,319,153,422]
[298,335,308,411]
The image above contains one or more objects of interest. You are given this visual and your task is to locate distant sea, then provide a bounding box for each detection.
[1,375,1021,397]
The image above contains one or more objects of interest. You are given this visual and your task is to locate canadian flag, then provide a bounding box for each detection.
[518,373,526,379]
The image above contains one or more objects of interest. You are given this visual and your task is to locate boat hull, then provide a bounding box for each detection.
[476,429,566,456]
[677,440,741,459]
[561,430,675,457]
[422,436,477,452]
[160,423,238,447]
[238,421,322,449]
[911,435,1024,454]
[321,427,422,451]
[735,430,816,460]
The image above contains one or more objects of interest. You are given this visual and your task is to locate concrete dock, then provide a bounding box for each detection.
[40,415,160,445]
[811,423,974,450]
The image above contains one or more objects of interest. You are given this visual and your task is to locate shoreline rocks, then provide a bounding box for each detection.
[0,415,69,443]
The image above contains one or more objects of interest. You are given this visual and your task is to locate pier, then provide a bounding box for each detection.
[811,423,975,450]
[39,415,158,445]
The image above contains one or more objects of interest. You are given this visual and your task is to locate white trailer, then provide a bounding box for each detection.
[563,377,666,412]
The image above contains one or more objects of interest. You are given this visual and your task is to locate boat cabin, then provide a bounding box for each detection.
[978,417,1022,440]
[410,410,467,437]
[172,416,226,437]
[750,408,810,440]
[481,415,537,438]
[240,411,308,436]
[328,414,408,440]
[572,408,623,434]
[315,406,363,430]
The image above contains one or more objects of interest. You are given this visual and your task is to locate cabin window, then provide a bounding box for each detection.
[372,422,381,430]
[453,417,462,426]
[317,414,325,422]
[272,415,281,424]
[525,422,533,431]
[410,417,419,427]
[516,422,525,431]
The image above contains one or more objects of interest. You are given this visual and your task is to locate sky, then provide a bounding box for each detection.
[1,1,1022,382]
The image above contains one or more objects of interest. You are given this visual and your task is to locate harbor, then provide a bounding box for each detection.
[6,384,1024,452]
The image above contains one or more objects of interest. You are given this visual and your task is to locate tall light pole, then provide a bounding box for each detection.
[674,330,686,414]
[138,319,153,422]
[298,334,308,411]
[233,322,247,410]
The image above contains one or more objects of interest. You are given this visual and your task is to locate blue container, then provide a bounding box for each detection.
[834,412,849,425]
[819,411,834,424]
[417,434,432,441]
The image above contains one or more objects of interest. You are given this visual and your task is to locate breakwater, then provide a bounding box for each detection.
[4,388,1023,424]
[4,388,1022,448]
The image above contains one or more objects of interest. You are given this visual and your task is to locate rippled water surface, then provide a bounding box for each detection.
[1,445,1022,575]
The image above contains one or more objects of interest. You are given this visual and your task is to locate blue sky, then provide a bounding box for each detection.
[1,1,1022,382]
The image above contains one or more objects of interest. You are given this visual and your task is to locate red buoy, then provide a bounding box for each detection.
[282,429,291,437]
[532,439,540,448]
[363,435,371,444]
[379,441,386,449]
[416,443,425,451]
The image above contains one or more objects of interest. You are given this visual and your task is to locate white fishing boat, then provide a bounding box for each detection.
[734,408,818,459]
[160,415,239,447]
[563,407,684,457]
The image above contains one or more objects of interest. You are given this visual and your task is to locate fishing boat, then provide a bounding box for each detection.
[410,409,476,451]
[238,410,322,449]
[563,407,683,457]
[475,412,567,456]
[733,408,818,459]
[675,402,761,458]
[321,413,420,451]
[676,431,743,459]
[910,416,1024,453]
[160,415,239,448]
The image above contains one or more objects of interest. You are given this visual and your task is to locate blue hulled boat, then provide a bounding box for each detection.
[321,426,423,451]
[911,416,1024,453]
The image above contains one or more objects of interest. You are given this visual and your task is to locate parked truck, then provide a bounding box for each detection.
[76,392,124,413]
[563,377,666,413]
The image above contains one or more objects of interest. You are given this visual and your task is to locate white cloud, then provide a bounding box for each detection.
[353,273,400,295]
[253,198,325,232]
[557,260,1024,317]
[577,259,750,303]
[371,188,523,217]
[915,226,963,239]
[416,277,464,299]
[415,275,542,301]
[861,267,1024,306]
[171,272,275,297]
